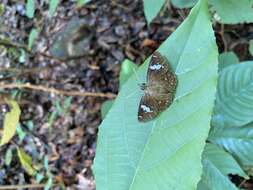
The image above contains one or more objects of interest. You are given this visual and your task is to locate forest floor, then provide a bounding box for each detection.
[0,0,252,189]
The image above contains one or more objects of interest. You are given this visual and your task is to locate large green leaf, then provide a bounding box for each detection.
[197,144,239,190]
[143,0,166,24]
[209,0,253,24]
[171,0,198,8]
[218,51,239,72]
[209,122,253,167]
[212,61,253,128]
[93,0,218,189]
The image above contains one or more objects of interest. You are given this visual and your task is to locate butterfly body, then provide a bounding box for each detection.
[138,52,177,122]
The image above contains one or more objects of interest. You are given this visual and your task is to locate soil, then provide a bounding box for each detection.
[0,0,252,189]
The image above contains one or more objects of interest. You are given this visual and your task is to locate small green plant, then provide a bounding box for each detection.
[1,100,54,189]
[93,0,253,189]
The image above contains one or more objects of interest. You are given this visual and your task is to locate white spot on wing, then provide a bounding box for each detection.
[141,105,153,113]
[149,64,164,70]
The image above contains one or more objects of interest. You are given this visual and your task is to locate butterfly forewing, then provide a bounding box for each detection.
[147,51,169,82]
[138,51,177,122]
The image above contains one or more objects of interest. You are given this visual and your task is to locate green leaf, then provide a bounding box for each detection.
[63,97,72,110]
[44,156,49,171]
[0,4,5,16]
[17,147,36,176]
[0,100,21,146]
[49,0,59,17]
[36,173,44,183]
[16,124,26,142]
[19,49,26,63]
[78,0,91,6]
[119,59,138,89]
[209,0,253,24]
[28,28,38,50]
[48,111,57,129]
[209,122,253,167]
[5,148,13,166]
[55,100,64,115]
[197,143,247,190]
[218,51,239,71]
[76,0,91,7]
[212,61,253,128]
[143,0,166,24]
[249,40,253,56]
[26,0,35,18]
[101,99,114,119]
[26,120,34,131]
[93,0,218,189]
[171,0,198,8]
[204,143,247,177]
[101,59,137,119]
[44,176,53,190]
[197,143,249,190]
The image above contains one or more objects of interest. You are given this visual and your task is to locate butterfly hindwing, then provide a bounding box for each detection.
[154,92,175,111]
[138,95,159,122]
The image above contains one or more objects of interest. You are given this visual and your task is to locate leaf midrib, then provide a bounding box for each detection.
[128,5,207,188]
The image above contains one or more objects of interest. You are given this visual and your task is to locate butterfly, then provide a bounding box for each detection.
[138,51,177,122]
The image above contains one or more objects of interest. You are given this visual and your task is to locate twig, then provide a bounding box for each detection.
[238,178,247,188]
[0,184,46,189]
[0,39,29,52]
[0,83,117,98]
[0,39,89,62]
[229,38,248,50]
[111,0,129,11]
[0,67,49,74]
[220,24,228,51]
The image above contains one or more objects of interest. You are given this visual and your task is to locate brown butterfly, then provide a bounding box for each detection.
[138,51,177,122]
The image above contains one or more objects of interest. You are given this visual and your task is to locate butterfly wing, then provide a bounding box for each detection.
[147,52,169,82]
[138,94,159,122]
[148,51,177,94]
[138,51,177,122]
[153,92,176,112]
[138,92,176,122]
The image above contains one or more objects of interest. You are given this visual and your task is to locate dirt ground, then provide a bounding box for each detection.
[0,0,252,189]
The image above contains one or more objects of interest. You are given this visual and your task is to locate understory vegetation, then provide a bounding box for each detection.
[0,0,253,189]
